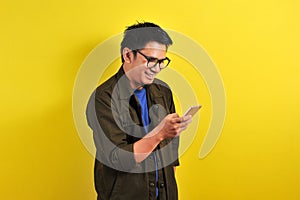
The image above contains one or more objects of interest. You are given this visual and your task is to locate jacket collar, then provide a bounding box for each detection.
[115,66,135,100]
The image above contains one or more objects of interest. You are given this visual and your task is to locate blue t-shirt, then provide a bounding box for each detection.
[134,87,159,197]
[134,88,150,132]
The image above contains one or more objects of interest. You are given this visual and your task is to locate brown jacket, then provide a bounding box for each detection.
[86,67,179,200]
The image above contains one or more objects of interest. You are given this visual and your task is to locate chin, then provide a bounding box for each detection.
[144,79,154,85]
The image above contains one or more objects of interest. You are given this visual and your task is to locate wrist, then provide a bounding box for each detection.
[153,127,164,142]
[147,125,165,143]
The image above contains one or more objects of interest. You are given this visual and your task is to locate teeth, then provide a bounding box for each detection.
[146,72,153,76]
[145,71,155,80]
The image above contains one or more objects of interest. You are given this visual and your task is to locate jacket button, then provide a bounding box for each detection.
[160,183,165,188]
[149,182,155,187]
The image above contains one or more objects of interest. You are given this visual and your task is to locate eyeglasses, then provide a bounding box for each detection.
[136,50,171,69]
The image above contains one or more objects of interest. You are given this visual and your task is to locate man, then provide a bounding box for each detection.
[86,22,192,200]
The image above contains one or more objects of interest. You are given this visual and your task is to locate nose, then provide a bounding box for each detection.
[150,64,161,73]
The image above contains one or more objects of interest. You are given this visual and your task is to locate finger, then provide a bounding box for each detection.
[169,113,179,118]
[170,117,182,124]
[181,115,192,122]
[170,123,180,131]
[175,129,182,137]
[179,122,188,129]
[180,126,187,132]
[179,118,192,128]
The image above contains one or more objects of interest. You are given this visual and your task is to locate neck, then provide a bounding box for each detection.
[123,64,143,90]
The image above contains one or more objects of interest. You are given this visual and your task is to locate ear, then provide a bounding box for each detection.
[122,47,132,63]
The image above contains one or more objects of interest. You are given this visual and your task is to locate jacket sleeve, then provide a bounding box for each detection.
[167,88,180,167]
[86,90,137,172]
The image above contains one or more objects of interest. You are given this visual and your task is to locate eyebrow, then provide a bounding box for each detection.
[137,50,167,61]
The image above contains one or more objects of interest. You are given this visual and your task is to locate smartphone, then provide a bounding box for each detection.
[183,105,202,117]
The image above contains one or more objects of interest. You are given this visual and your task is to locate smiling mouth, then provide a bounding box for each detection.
[145,71,155,79]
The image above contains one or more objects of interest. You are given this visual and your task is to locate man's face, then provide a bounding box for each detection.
[125,41,167,89]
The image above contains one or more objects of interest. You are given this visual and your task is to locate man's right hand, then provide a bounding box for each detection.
[133,113,192,163]
[155,113,192,140]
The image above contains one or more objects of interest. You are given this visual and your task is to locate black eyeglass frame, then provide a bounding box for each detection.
[135,50,171,69]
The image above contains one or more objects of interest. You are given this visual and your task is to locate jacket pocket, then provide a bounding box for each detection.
[110,172,148,200]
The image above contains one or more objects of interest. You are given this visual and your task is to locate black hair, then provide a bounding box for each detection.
[120,22,173,62]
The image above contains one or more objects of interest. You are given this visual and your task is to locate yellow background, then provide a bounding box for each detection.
[1,0,300,199]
